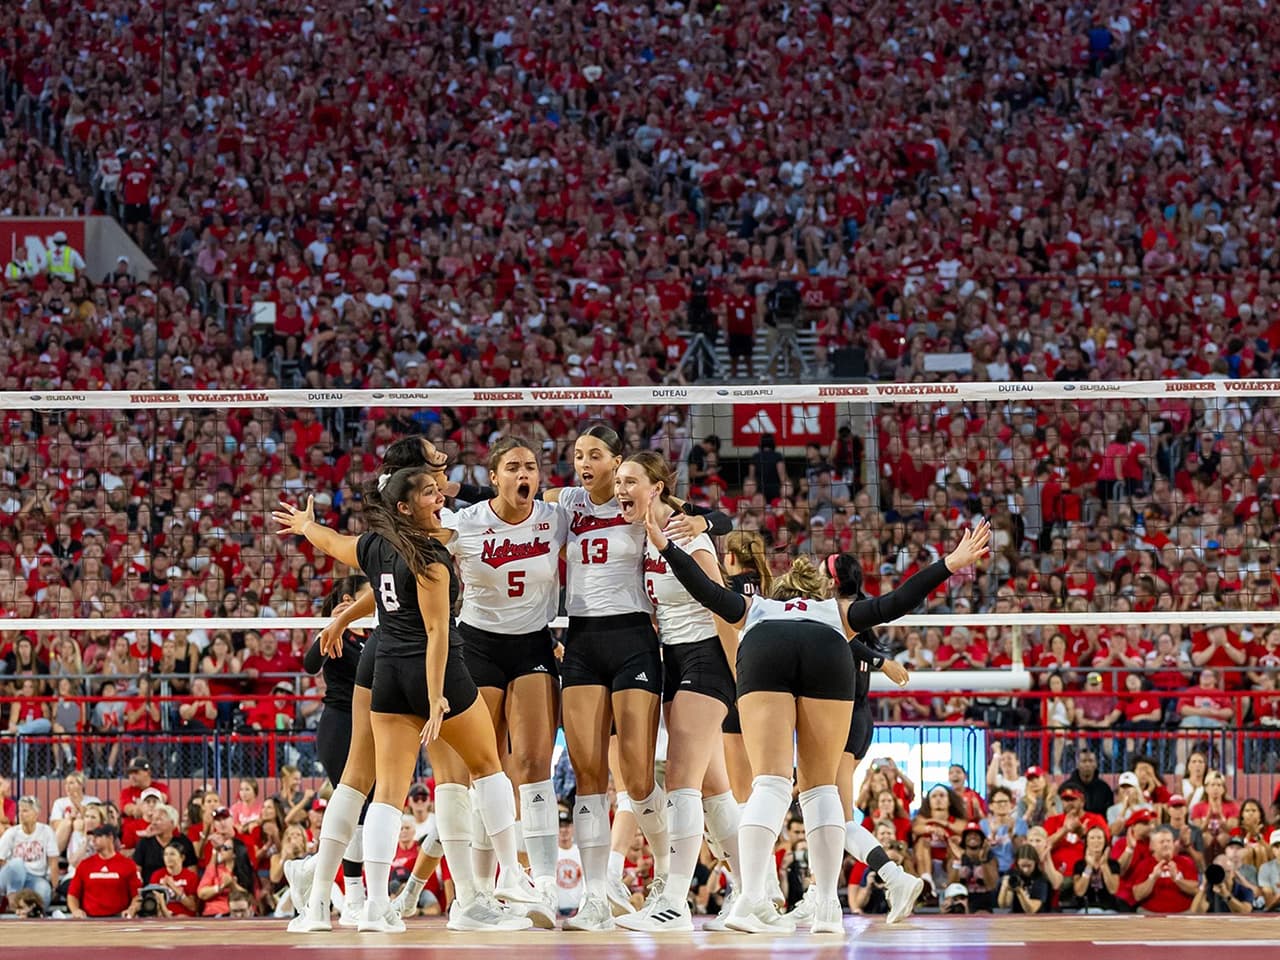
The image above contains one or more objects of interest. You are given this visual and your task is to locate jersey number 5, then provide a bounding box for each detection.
[579,538,609,564]
[379,573,401,612]
[508,570,526,597]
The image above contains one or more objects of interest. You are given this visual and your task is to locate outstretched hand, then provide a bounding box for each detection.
[272,496,315,537]
[946,518,991,572]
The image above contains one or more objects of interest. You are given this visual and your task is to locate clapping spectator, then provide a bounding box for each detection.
[1132,826,1199,914]
[946,822,998,911]
[1070,826,1121,912]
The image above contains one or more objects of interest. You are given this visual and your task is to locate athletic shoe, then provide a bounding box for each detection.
[338,900,363,928]
[286,905,331,934]
[724,894,798,934]
[606,876,636,916]
[494,867,543,905]
[283,856,316,914]
[638,875,667,915]
[703,889,737,932]
[766,871,786,909]
[518,876,558,930]
[564,894,617,931]
[356,902,406,933]
[788,885,818,928]
[809,897,845,935]
[447,894,535,932]
[886,873,924,925]
[616,895,693,932]
[389,888,417,921]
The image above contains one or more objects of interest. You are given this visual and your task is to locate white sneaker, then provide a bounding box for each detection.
[809,897,845,935]
[286,906,331,934]
[564,894,617,931]
[704,889,737,932]
[494,867,543,905]
[637,875,667,916]
[788,885,818,928]
[606,876,636,916]
[724,894,798,934]
[283,857,317,914]
[389,888,417,922]
[518,876,558,930]
[766,872,786,909]
[616,895,693,932]
[447,893,535,932]
[338,900,364,928]
[356,901,406,933]
[886,873,924,925]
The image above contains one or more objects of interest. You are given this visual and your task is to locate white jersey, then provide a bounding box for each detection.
[644,533,718,646]
[559,486,650,617]
[447,500,566,635]
[742,596,846,643]
[556,844,584,913]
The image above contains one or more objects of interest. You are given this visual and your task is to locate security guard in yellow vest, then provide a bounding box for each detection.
[47,230,86,282]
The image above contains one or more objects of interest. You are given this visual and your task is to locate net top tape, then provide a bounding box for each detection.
[8,378,1280,410]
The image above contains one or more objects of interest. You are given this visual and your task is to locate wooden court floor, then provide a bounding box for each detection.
[5,914,1280,958]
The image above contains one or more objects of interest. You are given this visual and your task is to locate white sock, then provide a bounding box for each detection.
[608,849,625,882]
[845,820,903,880]
[574,793,611,900]
[473,771,524,886]
[632,784,670,879]
[739,775,793,903]
[306,783,365,917]
[343,872,365,911]
[435,783,478,903]
[519,779,559,880]
[665,788,703,907]
[361,801,401,915]
[703,790,742,880]
[402,872,426,906]
[799,785,844,903]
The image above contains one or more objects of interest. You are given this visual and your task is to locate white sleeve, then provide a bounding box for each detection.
[51,797,71,822]
[42,825,59,859]
[0,827,14,859]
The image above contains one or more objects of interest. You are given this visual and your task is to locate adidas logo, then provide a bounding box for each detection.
[680,679,692,685]
[533,664,549,672]
[635,671,648,681]
[652,909,683,923]
[642,808,655,815]
[578,805,590,814]
[483,528,496,535]
[739,410,779,435]
[532,793,545,803]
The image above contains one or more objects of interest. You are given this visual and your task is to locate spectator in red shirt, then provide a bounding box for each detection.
[1120,673,1164,761]
[148,842,200,917]
[240,631,300,696]
[1190,626,1248,690]
[1044,786,1109,876]
[947,764,988,821]
[1131,826,1198,914]
[936,626,989,670]
[1113,808,1156,909]
[1176,670,1234,773]
[67,824,142,918]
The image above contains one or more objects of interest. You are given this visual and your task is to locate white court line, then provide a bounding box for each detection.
[1095,942,1280,948]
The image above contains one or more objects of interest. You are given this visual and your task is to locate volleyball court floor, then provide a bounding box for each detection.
[12,914,1280,959]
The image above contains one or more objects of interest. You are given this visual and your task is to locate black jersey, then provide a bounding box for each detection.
[851,627,877,702]
[356,532,460,658]
[304,629,365,710]
[728,572,762,597]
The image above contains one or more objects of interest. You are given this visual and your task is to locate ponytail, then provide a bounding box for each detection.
[726,530,773,595]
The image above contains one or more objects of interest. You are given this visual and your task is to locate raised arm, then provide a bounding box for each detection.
[643,500,749,629]
[844,520,990,633]
[272,496,360,568]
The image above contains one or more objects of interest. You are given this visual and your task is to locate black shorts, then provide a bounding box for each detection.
[370,649,478,719]
[355,627,380,690]
[662,637,735,709]
[844,698,873,758]
[460,622,559,690]
[561,613,662,696]
[728,333,753,358]
[736,621,855,701]
[124,202,150,225]
[316,705,353,783]
[722,702,741,735]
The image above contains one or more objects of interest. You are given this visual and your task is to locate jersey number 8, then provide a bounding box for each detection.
[379,573,401,612]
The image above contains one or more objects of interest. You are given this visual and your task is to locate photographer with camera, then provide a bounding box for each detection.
[1131,825,1198,913]
[941,882,971,915]
[997,844,1050,914]
[144,841,200,917]
[763,276,810,379]
[676,273,719,381]
[947,822,998,911]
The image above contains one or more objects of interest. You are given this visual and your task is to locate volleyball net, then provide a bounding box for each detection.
[3,377,1280,800]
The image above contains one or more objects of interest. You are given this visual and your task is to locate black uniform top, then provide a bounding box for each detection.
[728,572,762,598]
[851,626,878,702]
[304,629,366,710]
[356,532,460,658]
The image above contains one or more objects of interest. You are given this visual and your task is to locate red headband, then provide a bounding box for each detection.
[826,554,840,583]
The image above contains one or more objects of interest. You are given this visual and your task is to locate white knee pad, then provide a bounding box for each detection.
[741,775,793,833]
[419,820,444,859]
[434,783,472,843]
[668,788,704,842]
[472,772,517,839]
[343,825,363,864]
[702,790,740,846]
[518,780,558,838]
[573,793,611,850]
[798,785,843,832]
[318,783,366,845]
[469,786,494,851]
[361,802,401,865]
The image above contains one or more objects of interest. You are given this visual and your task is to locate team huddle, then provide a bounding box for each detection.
[271,428,990,935]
